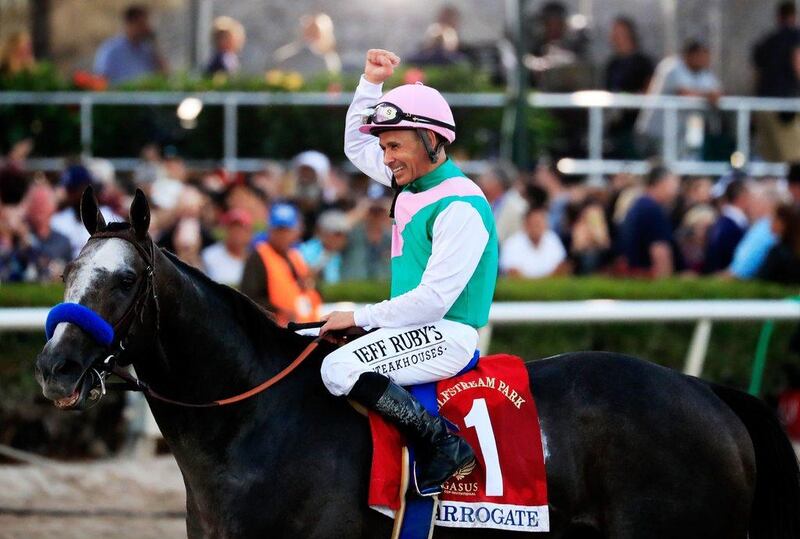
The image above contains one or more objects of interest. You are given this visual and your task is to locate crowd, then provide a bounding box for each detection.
[4,4,800,316]
[3,140,800,294]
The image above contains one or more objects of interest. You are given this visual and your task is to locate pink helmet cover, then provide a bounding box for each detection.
[359,82,456,143]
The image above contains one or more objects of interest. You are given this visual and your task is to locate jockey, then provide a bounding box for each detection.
[320,49,499,496]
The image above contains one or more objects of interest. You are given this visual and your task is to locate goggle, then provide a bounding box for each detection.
[361,102,454,131]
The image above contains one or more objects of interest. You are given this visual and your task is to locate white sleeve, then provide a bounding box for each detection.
[344,75,393,187]
[354,202,490,328]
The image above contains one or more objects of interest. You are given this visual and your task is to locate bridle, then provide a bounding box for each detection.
[67,227,322,408]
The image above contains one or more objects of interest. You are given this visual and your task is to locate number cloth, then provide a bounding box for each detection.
[368,354,550,532]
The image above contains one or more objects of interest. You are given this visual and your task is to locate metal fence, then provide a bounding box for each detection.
[3,90,800,179]
[5,299,799,394]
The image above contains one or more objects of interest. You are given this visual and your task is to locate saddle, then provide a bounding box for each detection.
[288,322,549,538]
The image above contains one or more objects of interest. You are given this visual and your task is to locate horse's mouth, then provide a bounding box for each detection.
[53,370,96,410]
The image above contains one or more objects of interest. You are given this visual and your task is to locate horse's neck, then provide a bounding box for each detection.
[136,249,308,421]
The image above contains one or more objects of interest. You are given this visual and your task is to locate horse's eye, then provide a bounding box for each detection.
[120,277,136,291]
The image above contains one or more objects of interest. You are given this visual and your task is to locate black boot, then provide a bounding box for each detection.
[350,372,476,496]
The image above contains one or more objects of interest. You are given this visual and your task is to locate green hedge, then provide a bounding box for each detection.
[3,277,797,307]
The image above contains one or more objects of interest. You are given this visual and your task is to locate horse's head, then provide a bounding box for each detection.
[35,187,152,410]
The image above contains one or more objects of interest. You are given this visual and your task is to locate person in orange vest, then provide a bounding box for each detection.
[240,202,322,325]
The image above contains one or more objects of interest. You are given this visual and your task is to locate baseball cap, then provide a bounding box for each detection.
[60,164,94,192]
[269,202,299,228]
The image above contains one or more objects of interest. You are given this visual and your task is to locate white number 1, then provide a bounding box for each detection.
[463,398,504,496]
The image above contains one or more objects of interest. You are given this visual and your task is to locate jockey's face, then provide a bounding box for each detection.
[379,130,439,186]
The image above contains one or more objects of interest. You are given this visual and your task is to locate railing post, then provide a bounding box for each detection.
[223,96,238,172]
[588,106,603,185]
[735,106,751,160]
[684,318,712,376]
[663,106,679,166]
[80,96,93,156]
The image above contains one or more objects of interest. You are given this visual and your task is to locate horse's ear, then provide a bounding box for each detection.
[129,188,151,240]
[80,186,105,235]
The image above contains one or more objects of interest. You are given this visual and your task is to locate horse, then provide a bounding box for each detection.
[35,188,800,538]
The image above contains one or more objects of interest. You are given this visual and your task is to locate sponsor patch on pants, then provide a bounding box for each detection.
[350,326,448,375]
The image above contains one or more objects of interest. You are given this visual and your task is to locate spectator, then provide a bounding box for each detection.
[93,4,168,84]
[341,191,392,281]
[240,202,321,325]
[568,199,611,274]
[0,30,36,77]
[636,40,721,156]
[533,160,570,239]
[0,147,31,207]
[525,1,591,91]
[298,209,350,284]
[13,182,72,282]
[408,6,467,66]
[156,186,215,258]
[272,12,341,76]
[50,164,120,258]
[500,204,568,278]
[617,166,680,277]
[604,17,654,158]
[728,182,785,279]
[703,179,751,273]
[752,2,800,162]
[675,203,717,273]
[758,203,800,284]
[289,150,337,238]
[249,161,287,200]
[787,162,800,205]
[201,208,252,286]
[205,16,246,77]
[477,162,528,243]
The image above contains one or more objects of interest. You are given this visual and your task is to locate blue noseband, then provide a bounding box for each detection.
[45,302,114,347]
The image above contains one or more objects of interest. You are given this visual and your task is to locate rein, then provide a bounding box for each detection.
[53,227,323,408]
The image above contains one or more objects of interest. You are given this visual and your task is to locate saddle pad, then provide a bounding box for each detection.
[368,354,549,532]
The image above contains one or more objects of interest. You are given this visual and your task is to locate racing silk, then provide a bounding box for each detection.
[345,76,498,329]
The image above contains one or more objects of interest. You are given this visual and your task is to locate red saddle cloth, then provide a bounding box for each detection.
[368,354,550,532]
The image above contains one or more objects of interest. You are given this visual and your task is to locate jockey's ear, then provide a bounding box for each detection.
[129,188,151,240]
[80,185,106,235]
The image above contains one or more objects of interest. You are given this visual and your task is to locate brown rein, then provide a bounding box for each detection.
[108,337,322,408]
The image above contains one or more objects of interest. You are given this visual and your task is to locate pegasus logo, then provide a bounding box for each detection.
[453,458,477,481]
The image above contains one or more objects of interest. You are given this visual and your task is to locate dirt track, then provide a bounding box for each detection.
[0,456,186,539]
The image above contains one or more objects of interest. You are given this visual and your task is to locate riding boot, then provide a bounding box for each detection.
[349,372,476,496]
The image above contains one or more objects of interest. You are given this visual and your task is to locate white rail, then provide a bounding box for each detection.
[2,91,799,178]
[4,299,799,377]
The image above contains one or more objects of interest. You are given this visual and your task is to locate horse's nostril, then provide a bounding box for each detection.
[52,358,83,378]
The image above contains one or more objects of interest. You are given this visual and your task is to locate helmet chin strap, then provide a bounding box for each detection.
[416,128,442,164]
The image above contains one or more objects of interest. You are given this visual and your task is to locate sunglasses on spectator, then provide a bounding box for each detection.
[361,102,454,130]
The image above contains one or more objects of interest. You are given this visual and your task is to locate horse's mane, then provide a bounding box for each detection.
[160,248,311,349]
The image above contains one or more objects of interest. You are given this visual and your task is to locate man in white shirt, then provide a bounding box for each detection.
[500,205,567,278]
[201,209,252,286]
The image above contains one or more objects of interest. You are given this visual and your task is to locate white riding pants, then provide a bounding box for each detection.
[320,319,479,396]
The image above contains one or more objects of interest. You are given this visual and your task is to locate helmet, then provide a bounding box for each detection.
[359,82,456,144]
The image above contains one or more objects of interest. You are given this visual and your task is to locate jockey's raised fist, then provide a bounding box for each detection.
[364,49,400,85]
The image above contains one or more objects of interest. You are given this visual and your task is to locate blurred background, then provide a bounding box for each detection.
[3,1,800,537]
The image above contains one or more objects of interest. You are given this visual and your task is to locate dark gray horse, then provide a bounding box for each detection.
[35,189,800,538]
